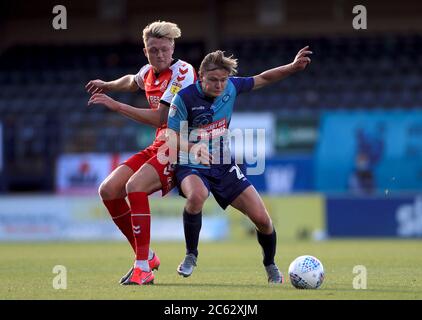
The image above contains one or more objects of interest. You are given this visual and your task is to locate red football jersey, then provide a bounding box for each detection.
[134,59,196,145]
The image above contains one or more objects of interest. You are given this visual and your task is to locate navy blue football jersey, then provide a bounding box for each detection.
[167,77,254,168]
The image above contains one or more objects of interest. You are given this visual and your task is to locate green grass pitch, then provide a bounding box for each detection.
[1,239,422,299]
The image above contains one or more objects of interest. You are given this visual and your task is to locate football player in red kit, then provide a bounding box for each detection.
[86,21,196,285]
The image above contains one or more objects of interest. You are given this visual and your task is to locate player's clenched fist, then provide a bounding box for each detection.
[291,46,312,72]
[87,93,120,112]
[85,79,109,95]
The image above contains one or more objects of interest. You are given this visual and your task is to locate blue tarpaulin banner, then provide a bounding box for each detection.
[326,195,422,237]
[246,155,314,194]
[316,111,422,192]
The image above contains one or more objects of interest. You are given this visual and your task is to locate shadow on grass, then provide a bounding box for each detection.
[152,283,422,295]
[153,282,277,289]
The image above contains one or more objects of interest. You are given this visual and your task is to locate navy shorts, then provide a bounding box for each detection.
[175,161,251,210]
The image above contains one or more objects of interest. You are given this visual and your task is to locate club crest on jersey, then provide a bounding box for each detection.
[222,94,230,103]
[160,80,168,92]
[192,112,213,127]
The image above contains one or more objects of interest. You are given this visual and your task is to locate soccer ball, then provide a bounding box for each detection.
[288,255,324,289]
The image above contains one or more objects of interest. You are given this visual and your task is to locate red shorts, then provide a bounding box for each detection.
[122,143,175,196]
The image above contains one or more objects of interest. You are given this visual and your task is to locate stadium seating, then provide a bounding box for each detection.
[1,35,422,117]
[1,34,421,191]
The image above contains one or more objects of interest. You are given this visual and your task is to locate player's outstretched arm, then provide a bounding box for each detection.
[252,46,312,90]
[87,93,167,128]
[85,75,139,95]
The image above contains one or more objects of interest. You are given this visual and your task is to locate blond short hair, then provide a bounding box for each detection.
[199,50,238,76]
[142,21,181,46]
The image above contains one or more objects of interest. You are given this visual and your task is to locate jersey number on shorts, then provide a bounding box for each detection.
[229,165,245,180]
[163,164,174,176]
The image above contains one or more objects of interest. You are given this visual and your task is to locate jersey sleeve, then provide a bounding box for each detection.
[160,62,196,106]
[229,77,254,95]
[167,93,188,132]
[133,64,151,90]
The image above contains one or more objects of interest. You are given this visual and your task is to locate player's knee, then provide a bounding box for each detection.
[98,180,115,200]
[253,211,273,233]
[186,190,208,210]
[125,177,142,194]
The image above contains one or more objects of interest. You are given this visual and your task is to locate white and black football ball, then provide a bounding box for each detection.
[288,255,325,289]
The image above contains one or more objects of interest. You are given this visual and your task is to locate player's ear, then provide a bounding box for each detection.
[143,47,147,58]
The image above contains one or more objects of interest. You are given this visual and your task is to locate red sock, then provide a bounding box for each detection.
[103,198,136,253]
[128,192,151,261]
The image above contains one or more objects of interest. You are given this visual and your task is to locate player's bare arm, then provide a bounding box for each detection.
[85,74,139,95]
[253,46,312,90]
[88,92,168,128]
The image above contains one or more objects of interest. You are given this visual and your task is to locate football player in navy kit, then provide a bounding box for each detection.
[167,47,312,283]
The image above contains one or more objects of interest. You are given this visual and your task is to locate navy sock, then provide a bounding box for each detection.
[256,228,277,266]
[183,209,202,257]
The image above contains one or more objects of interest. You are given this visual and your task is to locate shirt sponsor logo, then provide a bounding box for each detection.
[192,106,206,111]
[198,118,227,139]
[149,95,161,108]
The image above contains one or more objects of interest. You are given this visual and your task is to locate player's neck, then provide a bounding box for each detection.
[152,59,175,76]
